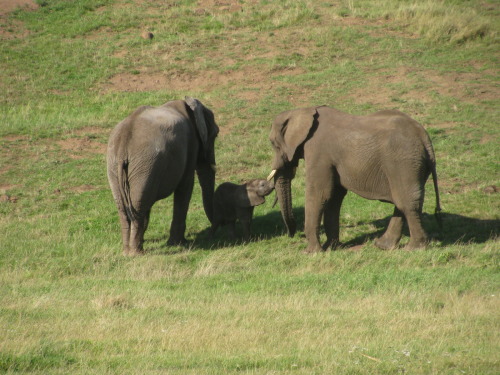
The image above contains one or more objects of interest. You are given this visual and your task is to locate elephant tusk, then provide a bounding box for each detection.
[267,169,276,181]
[211,164,217,172]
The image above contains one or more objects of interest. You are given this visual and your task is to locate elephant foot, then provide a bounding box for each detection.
[124,248,144,256]
[323,239,341,251]
[405,237,429,250]
[167,237,188,247]
[374,236,399,250]
[303,243,324,254]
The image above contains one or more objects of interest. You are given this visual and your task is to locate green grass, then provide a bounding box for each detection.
[1,0,499,373]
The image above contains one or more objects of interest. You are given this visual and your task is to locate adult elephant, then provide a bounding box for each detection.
[267,106,441,253]
[107,97,219,255]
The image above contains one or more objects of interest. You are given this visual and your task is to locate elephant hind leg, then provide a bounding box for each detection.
[374,207,404,250]
[118,208,131,255]
[404,209,429,249]
[128,214,148,256]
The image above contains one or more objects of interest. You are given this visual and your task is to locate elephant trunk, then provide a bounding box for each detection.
[197,165,216,224]
[274,170,296,237]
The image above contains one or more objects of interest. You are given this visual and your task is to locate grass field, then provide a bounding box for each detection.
[0,0,499,373]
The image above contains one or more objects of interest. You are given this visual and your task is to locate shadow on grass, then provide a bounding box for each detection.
[343,212,499,248]
[190,207,305,250]
[145,210,499,253]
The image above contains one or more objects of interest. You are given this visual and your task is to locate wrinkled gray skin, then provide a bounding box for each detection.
[269,106,441,253]
[210,179,274,240]
[107,98,219,255]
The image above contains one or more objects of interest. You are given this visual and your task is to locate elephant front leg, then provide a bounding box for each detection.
[168,176,194,246]
[227,221,237,239]
[209,222,219,239]
[374,207,404,250]
[240,219,252,241]
[304,186,328,254]
[239,208,254,242]
[323,185,347,250]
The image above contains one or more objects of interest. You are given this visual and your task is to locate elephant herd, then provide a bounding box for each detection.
[107,97,441,255]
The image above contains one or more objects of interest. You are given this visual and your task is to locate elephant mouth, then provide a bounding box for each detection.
[268,167,297,181]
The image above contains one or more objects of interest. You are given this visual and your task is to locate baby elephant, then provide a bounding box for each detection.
[210,179,274,240]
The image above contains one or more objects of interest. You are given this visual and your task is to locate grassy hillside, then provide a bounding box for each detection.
[0,0,498,373]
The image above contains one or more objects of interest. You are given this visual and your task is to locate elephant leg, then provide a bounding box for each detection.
[241,219,252,241]
[167,176,194,246]
[404,208,429,249]
[323,185,347,250]
[143,209,151,232]
[118,208,131,255]
[129,215,146,256]
[209,222,219,238]
[374,207,404,250]
[304,162,333,253]
[227,221,237,239]
[395,187,428,249]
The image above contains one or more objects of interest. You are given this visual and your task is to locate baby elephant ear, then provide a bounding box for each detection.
[247,188,265,206]
[235,183,265,207]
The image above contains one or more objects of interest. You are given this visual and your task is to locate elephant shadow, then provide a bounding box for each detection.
[195,209,499,250]
[149,210,498,252]
[343,212,499,248]
[192,207,305,250]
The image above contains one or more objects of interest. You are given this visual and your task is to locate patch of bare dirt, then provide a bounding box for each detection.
[69,185,97,193]
[432,122,459,129]
[57,127,108,159]
[348,66,415,108]
[2,135,29,142]
[425,70,499,103]
[0,0,38,40]
[348,65,498,121]
[195,0,259,14]
[0,0,38,16]
[0,18,31,40]
[0,184,19,193]
[101,64,304,94]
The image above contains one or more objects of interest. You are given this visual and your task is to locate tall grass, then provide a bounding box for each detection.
[342,0,497,43]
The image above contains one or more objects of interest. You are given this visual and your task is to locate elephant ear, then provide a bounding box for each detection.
[276,108,318,163]
[235,182,265,207]
[185,97,208,150]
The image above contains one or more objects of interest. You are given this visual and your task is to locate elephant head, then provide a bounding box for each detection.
[185,97,219,224]
[236,179,274,208]
[268,107,319,237]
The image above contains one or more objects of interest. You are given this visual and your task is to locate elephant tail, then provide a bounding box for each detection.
[118,159,138,222]
[431,161,443,230]
[425,137,442,230]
